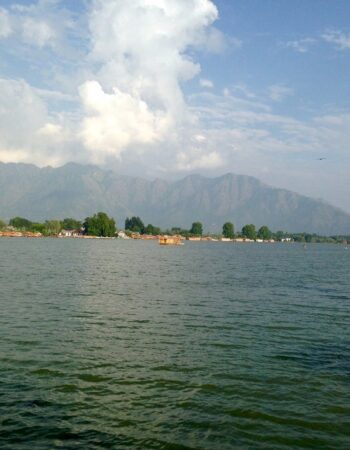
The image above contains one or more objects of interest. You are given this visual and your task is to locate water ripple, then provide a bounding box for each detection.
[0,240,349,449]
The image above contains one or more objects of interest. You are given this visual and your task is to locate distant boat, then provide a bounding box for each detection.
[159,236,183,246]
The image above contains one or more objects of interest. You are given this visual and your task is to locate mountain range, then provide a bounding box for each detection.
[1,161,349,234]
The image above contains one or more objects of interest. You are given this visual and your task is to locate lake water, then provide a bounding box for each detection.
[0,239,349,449]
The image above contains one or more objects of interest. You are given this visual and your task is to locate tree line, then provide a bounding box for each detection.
[122,217,350,242]
[0,213,116,237]
[1,214,349,243]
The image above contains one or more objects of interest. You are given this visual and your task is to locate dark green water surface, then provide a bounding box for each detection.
[0,239,349,449]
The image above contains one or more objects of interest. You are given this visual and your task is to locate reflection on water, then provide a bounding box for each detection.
[0,239,349,449]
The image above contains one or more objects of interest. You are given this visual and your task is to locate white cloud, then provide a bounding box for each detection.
[37,123,63,138]
[232,83,255,99]
[190,88,350,161]
[0,1,74,50]
[285,38,316,53]
[193,134,207,142]
[21,17,56,47]
[0,78,48,148]
[268,84,293,102]
[203,27,229,53]
[0,78,76,166]
[0,0,225,170]
[80,0,220,161]
[33,87,76,103]
[0,8,12,38]
[196,28,240,54]
[200,78,214,88]
[176,149,224,170]
[322,29,350,50]
[79,80,170,160]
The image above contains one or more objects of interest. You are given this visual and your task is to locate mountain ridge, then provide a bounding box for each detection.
[0,161,349,234]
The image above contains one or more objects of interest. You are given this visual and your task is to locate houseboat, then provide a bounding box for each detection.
[159,236,183,245]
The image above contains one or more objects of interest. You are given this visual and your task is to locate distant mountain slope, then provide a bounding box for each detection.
[1,162,350,234]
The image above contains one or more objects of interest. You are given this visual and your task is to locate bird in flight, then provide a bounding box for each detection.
[317,157,326,160]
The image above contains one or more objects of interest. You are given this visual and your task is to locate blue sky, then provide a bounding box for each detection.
[0,0,349,212]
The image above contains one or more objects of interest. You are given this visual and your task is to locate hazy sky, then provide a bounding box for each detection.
[0,0,349,211]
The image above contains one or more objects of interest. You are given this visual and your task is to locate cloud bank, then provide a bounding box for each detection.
[0,8,12,38]
[1,0,226,170]
[79,0,220,162]
[322,29,350,50]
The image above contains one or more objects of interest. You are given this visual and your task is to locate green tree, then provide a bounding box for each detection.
[242,224,256,240]
[190,222,203,236]
[293,234,305,243]
[84,212,116,237]
[222,222,234,239]
[31,223,46,234]
[305,233,314,243]
[9,217,32,230]
[125,216,145,234]
[44,220,62,236]
[0,219,6,230]
[144,224,161,235]
[170,227,190,237]
[62,218,82,230]
[274,230,286,241]
[257,225,272,240]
